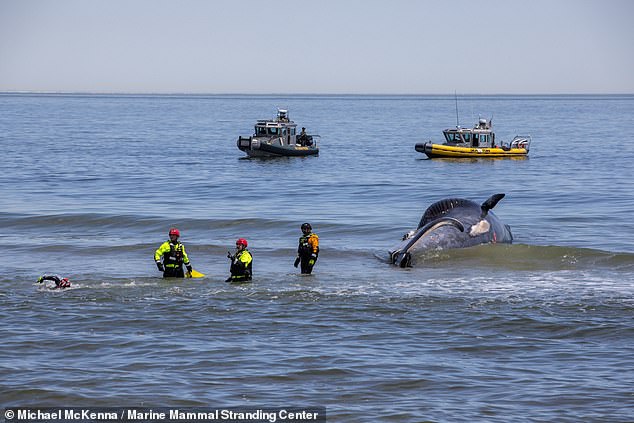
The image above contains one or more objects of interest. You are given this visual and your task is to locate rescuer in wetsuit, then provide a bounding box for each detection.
[294,223,319,274]
[226,238,253,282]
[37,274,71,289]
[154,228,193,278]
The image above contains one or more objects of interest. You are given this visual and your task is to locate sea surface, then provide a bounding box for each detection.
[1,93,633,422]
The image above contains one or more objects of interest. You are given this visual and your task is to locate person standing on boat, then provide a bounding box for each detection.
[226,238,253,282]
[301,127,314,146]
[294,223,319,274]
[154,228,193,278]
[298,127,307,146]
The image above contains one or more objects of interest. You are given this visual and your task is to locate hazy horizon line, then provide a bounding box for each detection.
[2,90,633,97]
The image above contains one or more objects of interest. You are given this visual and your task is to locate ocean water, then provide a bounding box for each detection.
[1,93,633,422]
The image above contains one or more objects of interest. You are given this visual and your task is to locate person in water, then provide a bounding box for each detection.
[154,227,193,278]
[226,238,252,282]
[37,274,71,289]
[295,223,319,274]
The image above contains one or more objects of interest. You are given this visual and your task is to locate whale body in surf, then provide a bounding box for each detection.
[389,193,513,267]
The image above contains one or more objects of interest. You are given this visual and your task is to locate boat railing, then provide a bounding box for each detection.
[251,134,280,143]
[509,135,531,150]
[296,134,320,147]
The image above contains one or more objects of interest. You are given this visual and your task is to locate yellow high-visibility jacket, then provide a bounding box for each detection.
[154,241,190,268]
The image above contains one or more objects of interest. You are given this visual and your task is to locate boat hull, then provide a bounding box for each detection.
[237,137,319,157]
[415,142,528,158]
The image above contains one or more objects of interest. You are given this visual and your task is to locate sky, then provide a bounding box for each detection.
[1,0,633,94]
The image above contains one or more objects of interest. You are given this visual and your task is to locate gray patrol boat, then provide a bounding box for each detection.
[237,109,319,157]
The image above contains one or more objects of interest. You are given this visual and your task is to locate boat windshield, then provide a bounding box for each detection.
[444,131,464,143]
[255,126,280,136]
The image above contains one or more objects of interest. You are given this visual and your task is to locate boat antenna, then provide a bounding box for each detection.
[454,91,460,128]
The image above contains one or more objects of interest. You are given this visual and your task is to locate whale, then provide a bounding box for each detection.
[389,193,513,267]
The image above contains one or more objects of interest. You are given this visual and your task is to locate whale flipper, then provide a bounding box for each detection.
[480,193,505,218]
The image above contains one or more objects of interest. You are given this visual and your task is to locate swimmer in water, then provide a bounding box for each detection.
[37,275,71,289]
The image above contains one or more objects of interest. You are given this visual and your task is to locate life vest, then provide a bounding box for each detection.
[298,233,319,257]
[230,249,253,281]
[163,242,185,268]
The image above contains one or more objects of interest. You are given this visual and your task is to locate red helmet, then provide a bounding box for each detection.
[236,238,248,247]
[169,228,180,237]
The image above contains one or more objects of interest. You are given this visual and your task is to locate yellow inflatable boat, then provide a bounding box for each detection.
[415,118,531,159]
